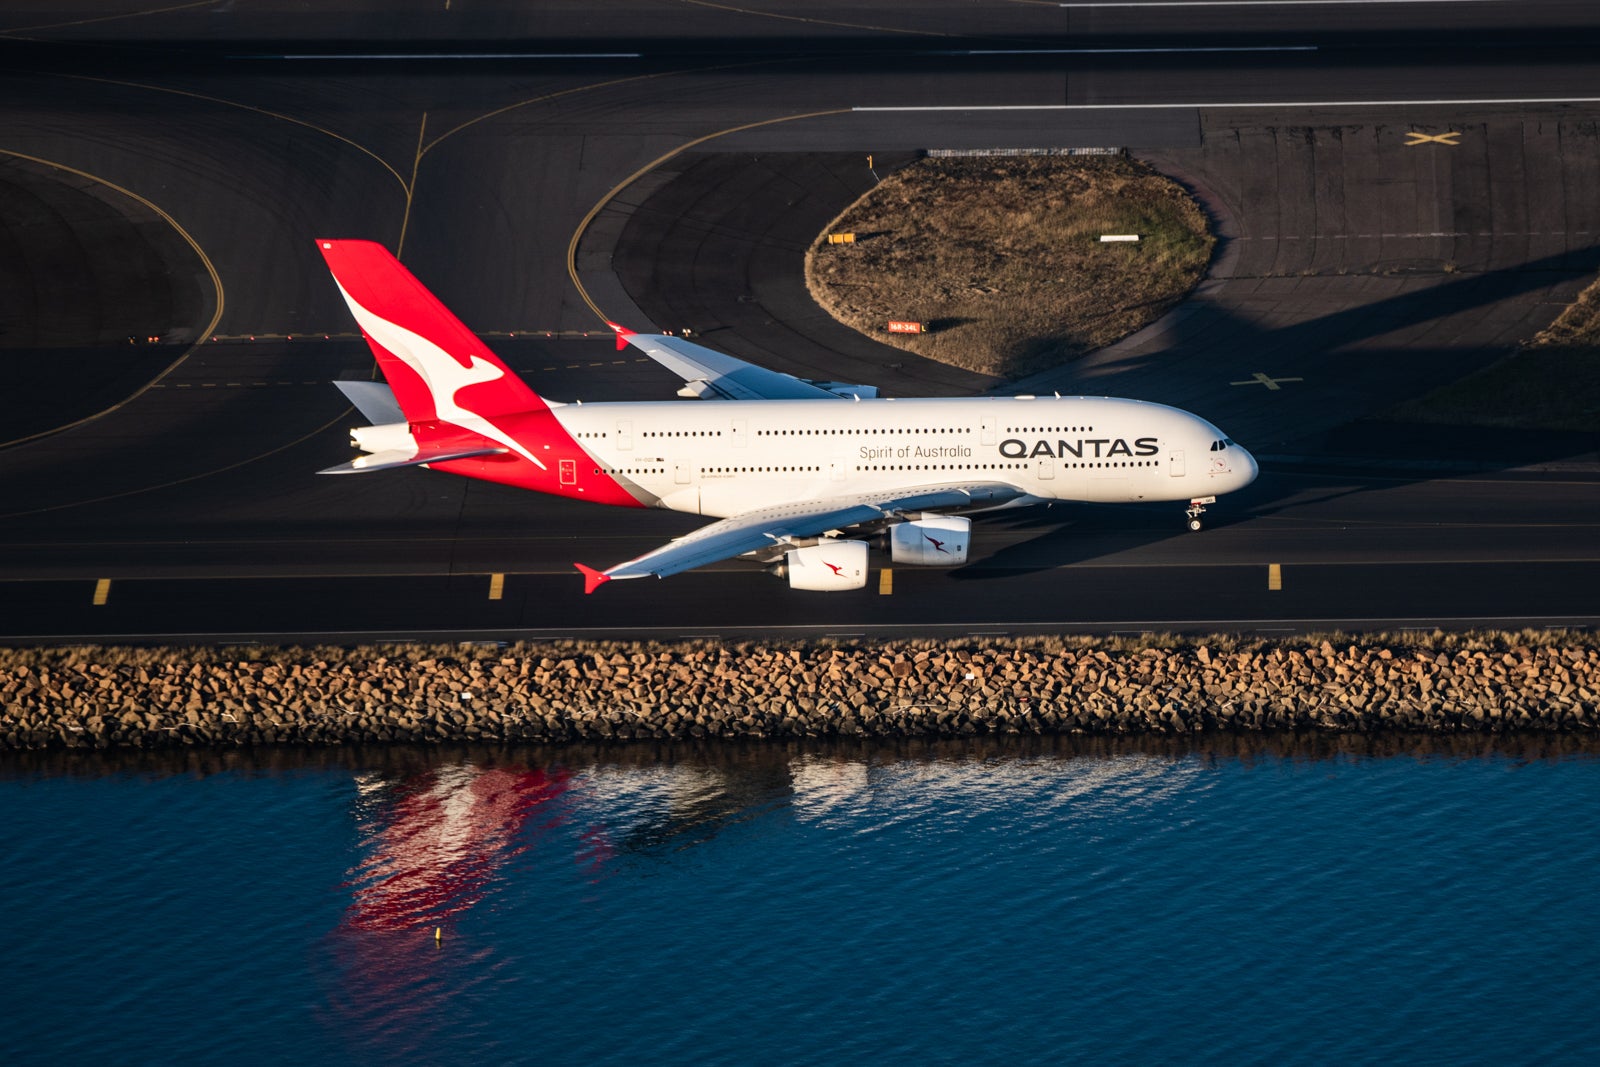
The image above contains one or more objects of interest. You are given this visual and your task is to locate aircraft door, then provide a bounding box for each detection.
[616,419,633,450]
[1036,458,1055,480]
[675,464,691,485]
[731,418,747,448]
[559,459,577,486]
[1169,450,1186,477]
[981,416,997,445]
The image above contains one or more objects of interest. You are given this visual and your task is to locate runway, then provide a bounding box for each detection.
[1,2,1597,642]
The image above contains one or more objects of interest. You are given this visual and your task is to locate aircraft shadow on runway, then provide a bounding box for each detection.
[609,155,1599,591]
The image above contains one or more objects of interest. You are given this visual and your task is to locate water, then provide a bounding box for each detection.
[4,735,1599,1065]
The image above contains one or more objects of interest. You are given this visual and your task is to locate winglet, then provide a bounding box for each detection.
[574,562,612,595]
[606,321,635,352]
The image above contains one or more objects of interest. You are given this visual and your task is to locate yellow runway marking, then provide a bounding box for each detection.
[879,568,893,595]
[421,71,679,154]
[676,0,957,36]
[488,573,505,600]
[1268,563,1282,591]
[0,149,225,450]
[0,0,213,34]
[1405,131,1461,146]
[0,401,355,521]
[396,111,429,259]
[566,107,849,323]
[92,578,111,606]
[49,75,408,195]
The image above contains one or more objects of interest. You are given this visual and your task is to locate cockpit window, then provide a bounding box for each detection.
[1209,438,1235,451]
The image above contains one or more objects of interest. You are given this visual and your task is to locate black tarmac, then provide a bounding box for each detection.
[0,3,1597,643]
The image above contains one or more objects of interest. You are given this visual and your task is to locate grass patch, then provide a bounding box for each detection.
[805,155,1214,379]
[1384,275,1600,432]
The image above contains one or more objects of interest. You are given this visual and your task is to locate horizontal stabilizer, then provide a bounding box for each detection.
[333,380,403,426]
[318,443,506,475]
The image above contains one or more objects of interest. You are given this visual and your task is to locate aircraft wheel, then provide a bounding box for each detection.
[1187,517,1203,532]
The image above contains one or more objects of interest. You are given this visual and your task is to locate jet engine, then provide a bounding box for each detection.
[767,540,869,591]
[888,515,971,566]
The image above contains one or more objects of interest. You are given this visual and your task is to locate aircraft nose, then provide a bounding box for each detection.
[1237,445,1260,487]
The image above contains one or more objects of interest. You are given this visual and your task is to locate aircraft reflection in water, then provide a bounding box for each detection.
[321,760,608,1058]
[786,750,1202,829]
[318,746,1200,1054]
[341,762,587,931]
[332,749,1204,904]
[327,750,1202,923]
[584,755,798,855]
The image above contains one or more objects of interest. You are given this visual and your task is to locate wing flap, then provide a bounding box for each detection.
[576,483,1024,589]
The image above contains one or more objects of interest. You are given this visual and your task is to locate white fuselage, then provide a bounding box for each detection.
[542,394,1257,517]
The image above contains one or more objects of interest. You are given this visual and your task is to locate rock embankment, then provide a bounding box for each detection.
[2,634,1597,750]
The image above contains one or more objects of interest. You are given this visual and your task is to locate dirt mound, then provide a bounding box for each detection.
[805,155,1213,380]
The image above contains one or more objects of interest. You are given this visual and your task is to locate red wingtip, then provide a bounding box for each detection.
[574,563,612,595]
[606,321,635,351]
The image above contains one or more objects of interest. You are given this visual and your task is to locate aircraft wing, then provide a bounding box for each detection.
[609,325,874,401]
[575,482,1025,593]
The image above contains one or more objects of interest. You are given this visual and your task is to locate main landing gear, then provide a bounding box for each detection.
[1185,496,1216,532]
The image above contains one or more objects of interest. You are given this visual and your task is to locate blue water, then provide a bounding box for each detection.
[4,737,1599,1065]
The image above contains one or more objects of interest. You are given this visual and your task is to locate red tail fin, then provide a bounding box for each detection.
[316,240,544,423]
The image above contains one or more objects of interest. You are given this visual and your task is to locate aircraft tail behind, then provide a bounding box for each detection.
[316,239,545,424]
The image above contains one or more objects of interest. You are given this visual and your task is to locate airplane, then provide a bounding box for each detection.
[315,239,1258,593]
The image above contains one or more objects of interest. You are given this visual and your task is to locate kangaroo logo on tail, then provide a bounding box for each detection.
[319,240,547,469]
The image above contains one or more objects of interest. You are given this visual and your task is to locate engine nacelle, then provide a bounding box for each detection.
[889,515,971,566]
[769,540,869,591]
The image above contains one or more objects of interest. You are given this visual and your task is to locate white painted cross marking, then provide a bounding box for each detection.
[1231,372,1304,391]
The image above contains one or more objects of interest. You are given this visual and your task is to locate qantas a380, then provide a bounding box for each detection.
[316,239,1258,593]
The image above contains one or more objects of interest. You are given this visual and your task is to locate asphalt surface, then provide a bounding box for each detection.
[0,3,1597,642]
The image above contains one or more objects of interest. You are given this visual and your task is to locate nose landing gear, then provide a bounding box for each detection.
[1186,496,1215,532]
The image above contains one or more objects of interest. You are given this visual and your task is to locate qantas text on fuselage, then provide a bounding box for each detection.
[314,239,1258,593]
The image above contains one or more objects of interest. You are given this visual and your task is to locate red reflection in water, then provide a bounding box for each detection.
[343,763,571,931]
[321,762,605,1057]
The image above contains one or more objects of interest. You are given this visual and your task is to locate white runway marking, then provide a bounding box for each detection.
[858,96,1600,111]
[262,53,642,60]
[1059,1,1507,7]
[938,46,1317,55]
